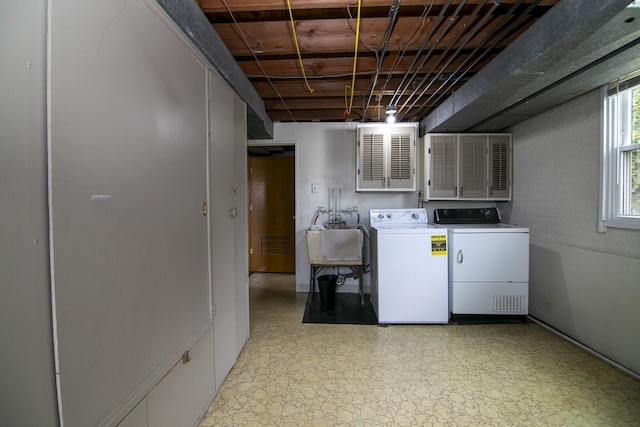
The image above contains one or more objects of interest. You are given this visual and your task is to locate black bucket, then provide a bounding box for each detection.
[317,274,338,312]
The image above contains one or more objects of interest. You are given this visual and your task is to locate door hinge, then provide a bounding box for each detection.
[212,304,216,316]
[182,350,191,364]
[250,248,253,255]
[202,201,207,216]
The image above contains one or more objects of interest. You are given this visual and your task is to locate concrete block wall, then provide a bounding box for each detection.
[506,89,640,375]
[504,90,640,256]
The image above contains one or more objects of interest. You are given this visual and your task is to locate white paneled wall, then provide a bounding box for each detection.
[0,1,59,425]
[1,0,249,425]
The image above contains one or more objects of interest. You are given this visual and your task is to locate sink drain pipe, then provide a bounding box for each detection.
[335,268,360,286]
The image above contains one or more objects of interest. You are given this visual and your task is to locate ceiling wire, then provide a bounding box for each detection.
[405,0,522,118]
[346,1,380,118]
[346,4,378,54]
[346,2,384,120]
[245,71,377,80]
[285,0,314,94]
[390,0,466,111]
[387,0,453,109]
[366,0,435,121]
[361,0,402,121]
[378,1,436,95]
[219,0,296,121]
[406,0,538,121]
[344,0,363,116]
[398,0,490,113]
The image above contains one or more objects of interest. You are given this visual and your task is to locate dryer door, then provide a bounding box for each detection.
[449,232,529,283]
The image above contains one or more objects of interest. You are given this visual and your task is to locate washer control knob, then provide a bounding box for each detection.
[378,214,384,219]
[411,213,419,219]
[387,214,392,218]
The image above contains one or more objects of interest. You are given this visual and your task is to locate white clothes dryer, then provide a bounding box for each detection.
[434,208,529,319]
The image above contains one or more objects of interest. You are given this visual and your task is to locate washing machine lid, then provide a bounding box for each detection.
[433,207,528,232]
[433,207,501,224]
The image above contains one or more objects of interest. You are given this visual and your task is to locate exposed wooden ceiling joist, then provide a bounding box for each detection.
[195,0,560,123]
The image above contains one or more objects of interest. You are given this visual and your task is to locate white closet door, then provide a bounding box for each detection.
[208,69,247,391]
[49,1,211,425]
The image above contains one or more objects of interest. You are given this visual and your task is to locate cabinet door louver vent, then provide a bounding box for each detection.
[491,143,508,190]
[461,136,487,198]
[431,136,457,196]
[488,134,511,199]
[389,133,412,180]
[362,133,385,182]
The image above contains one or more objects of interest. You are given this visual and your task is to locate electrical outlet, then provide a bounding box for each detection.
[311,183,318,193]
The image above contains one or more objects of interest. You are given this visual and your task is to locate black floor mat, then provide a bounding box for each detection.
[303,293,378,325]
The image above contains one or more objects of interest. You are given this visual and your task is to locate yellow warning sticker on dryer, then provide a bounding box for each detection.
[431,235,447,256]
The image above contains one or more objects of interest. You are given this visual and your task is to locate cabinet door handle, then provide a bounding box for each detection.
[457,249,463,264]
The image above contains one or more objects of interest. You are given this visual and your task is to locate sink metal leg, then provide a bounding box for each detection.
[359,265,364,307]
[307,265,316,304]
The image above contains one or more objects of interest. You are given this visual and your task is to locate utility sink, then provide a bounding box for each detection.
[306,229,363,265]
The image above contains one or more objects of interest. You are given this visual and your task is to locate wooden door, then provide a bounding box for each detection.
[248,156,295,273]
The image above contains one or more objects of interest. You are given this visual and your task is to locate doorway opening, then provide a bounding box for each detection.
[247,145,296,274]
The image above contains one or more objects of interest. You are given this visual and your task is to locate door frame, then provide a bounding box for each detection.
[247,141,297,276]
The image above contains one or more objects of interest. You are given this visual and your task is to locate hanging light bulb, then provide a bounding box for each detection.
[385,105,397,124]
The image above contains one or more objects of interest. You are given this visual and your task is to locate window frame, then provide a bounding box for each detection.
[600,78,640,231]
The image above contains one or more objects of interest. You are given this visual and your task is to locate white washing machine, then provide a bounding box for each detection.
[369,208,449,324]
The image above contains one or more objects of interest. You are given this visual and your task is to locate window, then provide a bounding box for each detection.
[602,75,640,229]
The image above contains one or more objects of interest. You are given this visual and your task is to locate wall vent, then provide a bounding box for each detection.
[260,235,291,255]
[493,295,526,313]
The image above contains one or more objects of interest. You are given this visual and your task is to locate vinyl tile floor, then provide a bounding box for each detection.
[199,273,640,426]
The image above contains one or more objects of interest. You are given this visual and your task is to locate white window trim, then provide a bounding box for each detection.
[600,84,640,231]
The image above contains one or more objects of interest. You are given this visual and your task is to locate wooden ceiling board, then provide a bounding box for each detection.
[195,0,561,122]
